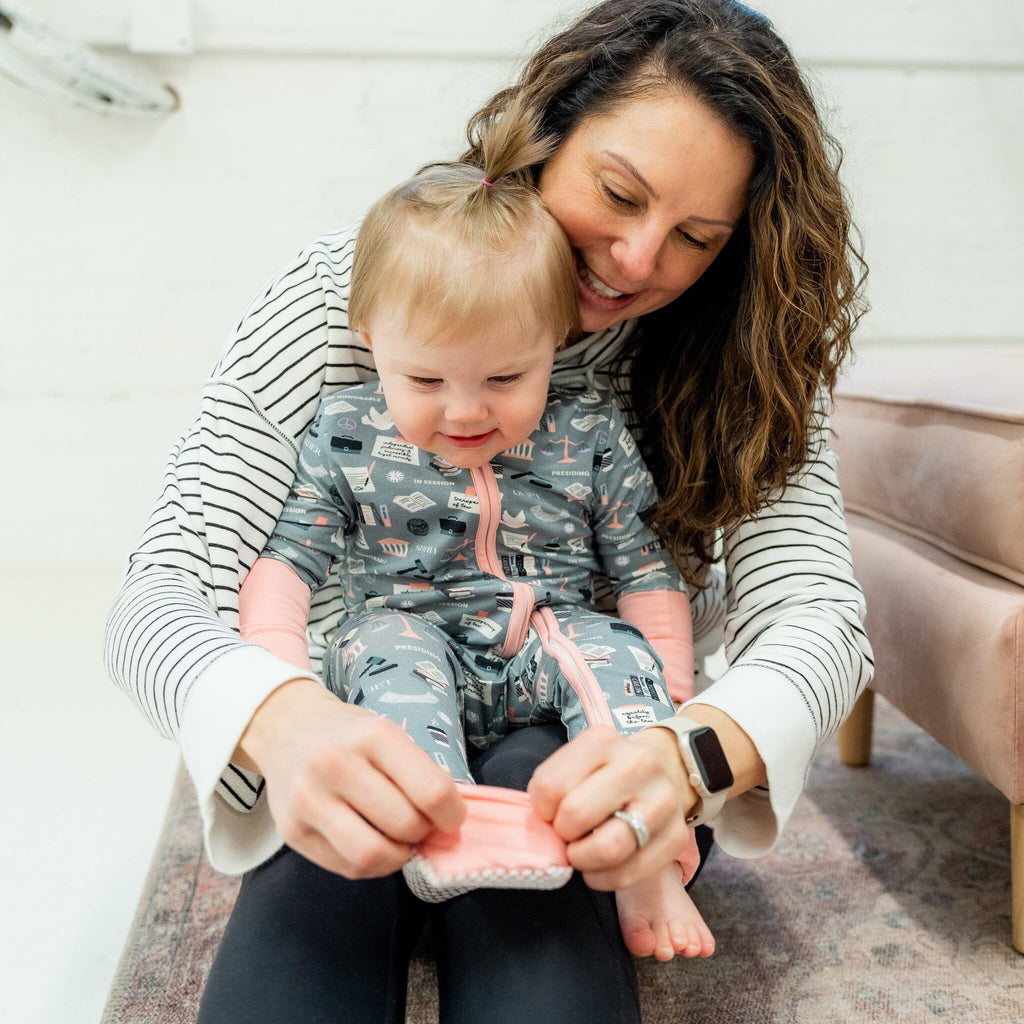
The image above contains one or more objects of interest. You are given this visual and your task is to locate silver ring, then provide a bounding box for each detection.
[612,808,650,850]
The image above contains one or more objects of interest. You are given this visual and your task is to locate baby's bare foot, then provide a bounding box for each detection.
[616,865,715,961]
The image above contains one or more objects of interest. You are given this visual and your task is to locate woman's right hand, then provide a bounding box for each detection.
[235,677,466,878]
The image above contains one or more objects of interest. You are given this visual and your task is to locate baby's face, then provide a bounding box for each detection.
[362,312,559,469]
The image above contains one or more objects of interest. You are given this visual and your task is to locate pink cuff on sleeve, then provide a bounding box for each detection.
[616,589,695,706]
[239,557,315,672]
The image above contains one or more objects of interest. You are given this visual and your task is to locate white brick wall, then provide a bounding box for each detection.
[2,0,1022,571]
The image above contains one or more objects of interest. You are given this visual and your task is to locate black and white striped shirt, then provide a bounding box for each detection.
[104,223,872,872]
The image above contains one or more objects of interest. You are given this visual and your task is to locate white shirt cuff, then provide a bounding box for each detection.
[179,643,320,874]
[682,662,818,859]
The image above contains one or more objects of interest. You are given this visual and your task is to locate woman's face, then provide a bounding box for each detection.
[539,88,755,334]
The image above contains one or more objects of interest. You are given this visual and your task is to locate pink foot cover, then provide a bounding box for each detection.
[403,784,573,903]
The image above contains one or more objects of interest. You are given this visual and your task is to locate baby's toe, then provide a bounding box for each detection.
[620,914,657,958]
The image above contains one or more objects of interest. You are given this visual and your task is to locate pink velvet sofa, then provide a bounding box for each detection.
[831,345,1024,953]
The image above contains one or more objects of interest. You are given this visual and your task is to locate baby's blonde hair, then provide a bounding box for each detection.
[349,99,579,346]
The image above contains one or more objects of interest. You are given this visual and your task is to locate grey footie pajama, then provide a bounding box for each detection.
[325,605,676,781]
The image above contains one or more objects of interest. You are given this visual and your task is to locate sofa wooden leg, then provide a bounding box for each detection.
[1013,803,1024,954]
[838,688,875,766]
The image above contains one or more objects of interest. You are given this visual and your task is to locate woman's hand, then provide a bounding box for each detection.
[236,678,466,878]
[529,706,766,890]
[527,724,696,891]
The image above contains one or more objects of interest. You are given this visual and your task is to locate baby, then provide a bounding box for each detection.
[239,102,714,961]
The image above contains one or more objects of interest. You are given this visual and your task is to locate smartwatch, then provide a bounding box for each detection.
[645,716,734,827]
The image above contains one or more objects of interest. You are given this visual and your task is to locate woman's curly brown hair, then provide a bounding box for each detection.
[463,0,868,585]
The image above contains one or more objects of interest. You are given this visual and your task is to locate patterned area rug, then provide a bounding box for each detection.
[101,698,1024,1023]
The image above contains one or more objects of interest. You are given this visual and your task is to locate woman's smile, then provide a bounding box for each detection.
[575,254,636,305]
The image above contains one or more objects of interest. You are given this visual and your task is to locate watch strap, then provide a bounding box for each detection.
[644,716,729,828]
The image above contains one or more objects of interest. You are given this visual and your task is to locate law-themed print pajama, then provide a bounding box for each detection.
[326,605,674,781]
[262,381,690,774]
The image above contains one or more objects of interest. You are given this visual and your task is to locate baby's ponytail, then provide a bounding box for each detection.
[350,96,578,344]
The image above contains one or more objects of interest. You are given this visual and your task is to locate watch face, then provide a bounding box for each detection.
[690,727,735,793]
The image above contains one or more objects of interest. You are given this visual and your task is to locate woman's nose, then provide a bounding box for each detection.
[609,225,663,283]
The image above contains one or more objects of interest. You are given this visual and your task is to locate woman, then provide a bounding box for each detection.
[104,1,872,1020]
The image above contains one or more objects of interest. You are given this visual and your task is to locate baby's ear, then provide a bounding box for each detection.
[358,326,373,349]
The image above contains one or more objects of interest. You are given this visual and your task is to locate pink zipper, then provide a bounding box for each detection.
[470,465,536,657]
[531,607,614,728]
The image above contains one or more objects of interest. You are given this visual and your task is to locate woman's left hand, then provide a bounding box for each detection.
[527,724,695,890]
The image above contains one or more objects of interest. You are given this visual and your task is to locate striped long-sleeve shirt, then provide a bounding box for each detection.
[104,222,872,873]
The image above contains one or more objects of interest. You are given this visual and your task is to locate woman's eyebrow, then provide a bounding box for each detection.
[606,151,659,199]
[605,150,738,230]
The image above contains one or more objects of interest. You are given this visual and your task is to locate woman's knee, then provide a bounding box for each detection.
[198,849,425,1024]
[470,722,567,790]
[432,876,640,1024]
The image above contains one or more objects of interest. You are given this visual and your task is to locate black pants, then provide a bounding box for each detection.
[196,724,712,1024]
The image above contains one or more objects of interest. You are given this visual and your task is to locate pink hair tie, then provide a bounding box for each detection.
[481,178,494,187]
